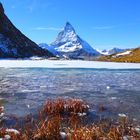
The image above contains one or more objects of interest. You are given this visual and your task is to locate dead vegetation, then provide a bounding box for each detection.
[0,98,140,140]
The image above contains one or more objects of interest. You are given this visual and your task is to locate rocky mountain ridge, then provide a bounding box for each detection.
[0,2,53,58]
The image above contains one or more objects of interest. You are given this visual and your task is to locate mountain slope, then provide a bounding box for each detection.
[39,43,62,57]
[0,3,53,58]
[48,22,100,59]
[97,47,140,63]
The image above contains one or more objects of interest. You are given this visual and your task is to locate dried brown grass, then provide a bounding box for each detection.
[0,99,140,140]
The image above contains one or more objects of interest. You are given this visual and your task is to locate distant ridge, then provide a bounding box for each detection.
[97,47,140,63]
[98,48,128,55]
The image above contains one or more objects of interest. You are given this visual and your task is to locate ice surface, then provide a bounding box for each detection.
[0,67,140,120]
[0,60,140,69]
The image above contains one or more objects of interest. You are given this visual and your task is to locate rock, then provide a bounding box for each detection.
[4,135,11,140]
[0,2,4,14]
[60,132,67,140]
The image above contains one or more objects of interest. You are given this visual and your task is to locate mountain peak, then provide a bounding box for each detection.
[51,22,77,46]
[64,22,75,33]
[0,2,4,13]
[49,22,100,59]
[66,22,71,26]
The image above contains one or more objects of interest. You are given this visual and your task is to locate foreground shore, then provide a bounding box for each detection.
[0,98,140,140]
[0,60,140,69]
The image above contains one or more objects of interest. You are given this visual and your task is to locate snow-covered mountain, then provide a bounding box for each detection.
[40,22,100,59]
[39,43,63,58]
[98,48,128,55]
[0,2,53,58]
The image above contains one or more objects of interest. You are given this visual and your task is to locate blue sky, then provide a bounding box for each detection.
[1,0,140,49]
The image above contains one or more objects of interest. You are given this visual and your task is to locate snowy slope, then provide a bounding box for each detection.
[0,34,15,55]
[49,22,100,59]
[39,43,58,55]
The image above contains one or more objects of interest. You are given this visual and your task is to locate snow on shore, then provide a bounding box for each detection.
[116,50,131,56]
[0,60,140,69]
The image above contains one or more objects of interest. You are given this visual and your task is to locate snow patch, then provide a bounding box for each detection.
[97,49,110,55]
[30,56,43,60]
[55,42,82,52]
[116,51,131,56]
[77,112,87,117]
[6,129,20,134]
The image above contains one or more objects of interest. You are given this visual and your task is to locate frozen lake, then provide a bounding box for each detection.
[0,60,140,69]
[0,66,140,121]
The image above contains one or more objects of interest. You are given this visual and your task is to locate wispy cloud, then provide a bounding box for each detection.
[11,5,16,9]
[27,0,37,12]
[92,22,140,30]
[27,0,53,13]
[33,27,63,31]
[92,26,115,30]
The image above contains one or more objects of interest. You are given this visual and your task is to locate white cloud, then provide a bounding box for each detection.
[33,27,63,31]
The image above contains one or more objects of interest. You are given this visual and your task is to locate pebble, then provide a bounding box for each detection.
[60,132,67,140]
[135,127,140,133]
[0,106,4,112]
[0,112,4,118]
[4,135,11,140]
